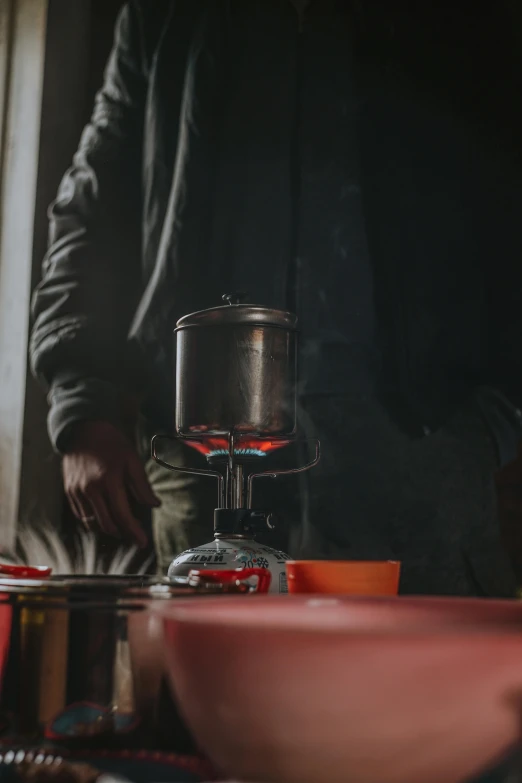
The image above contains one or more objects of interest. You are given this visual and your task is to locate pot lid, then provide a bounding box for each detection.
[0,574,182,602]
[0,573,258,602]
[176,293,298,330]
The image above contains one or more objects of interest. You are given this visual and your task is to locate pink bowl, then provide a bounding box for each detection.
[155,595,522,783]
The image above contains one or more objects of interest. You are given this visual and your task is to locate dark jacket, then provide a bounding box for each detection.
[31,0,522,454]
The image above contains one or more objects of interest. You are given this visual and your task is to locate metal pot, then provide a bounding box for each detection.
[0,572,266,752]
[175,293,297,437]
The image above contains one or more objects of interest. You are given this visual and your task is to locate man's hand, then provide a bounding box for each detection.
[62,420,160,548]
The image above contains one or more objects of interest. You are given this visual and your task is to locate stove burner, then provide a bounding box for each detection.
[185,436,291,461]
[206,447,266,458]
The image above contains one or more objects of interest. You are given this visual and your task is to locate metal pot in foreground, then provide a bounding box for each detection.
[0,571,268,752]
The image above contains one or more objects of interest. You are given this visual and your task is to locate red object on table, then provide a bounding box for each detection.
[0,563,52,691]
[0,564,52,579]
[188,568,271,593]
[285,559,400,595]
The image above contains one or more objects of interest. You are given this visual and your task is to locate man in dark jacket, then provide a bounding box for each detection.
[31,0,522,593]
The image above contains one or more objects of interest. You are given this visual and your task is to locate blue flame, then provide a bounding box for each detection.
[208,448,267,458]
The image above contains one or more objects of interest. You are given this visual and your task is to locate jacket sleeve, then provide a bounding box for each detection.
[30,1,148,452]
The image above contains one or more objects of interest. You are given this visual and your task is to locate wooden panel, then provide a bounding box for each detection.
[0,0,49,548]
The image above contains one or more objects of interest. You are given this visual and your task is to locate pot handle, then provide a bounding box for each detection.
[188,568,271,594]
[222,292,248,306]
[151,434,225,507]
[246,438,321,507]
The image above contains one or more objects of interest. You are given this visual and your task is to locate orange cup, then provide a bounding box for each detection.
[286,560,401,595]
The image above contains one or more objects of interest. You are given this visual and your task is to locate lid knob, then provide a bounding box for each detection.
[222,292,248,306]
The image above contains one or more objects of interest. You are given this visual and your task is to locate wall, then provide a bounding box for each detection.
[16,0,123,541]
[0,0,49,548]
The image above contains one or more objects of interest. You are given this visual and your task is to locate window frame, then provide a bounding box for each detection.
[0,0,50,548]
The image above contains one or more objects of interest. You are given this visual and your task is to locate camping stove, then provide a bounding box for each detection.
[151,294,320,593]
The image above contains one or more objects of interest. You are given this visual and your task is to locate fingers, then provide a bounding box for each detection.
[66,490,86,524]
[71,485,146,547]
[68,488,119,540]
[107,483,148,549]
[86,492,120,538]
[126,456,161,508]
[69,490,98,534]
[62,447,151,548]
